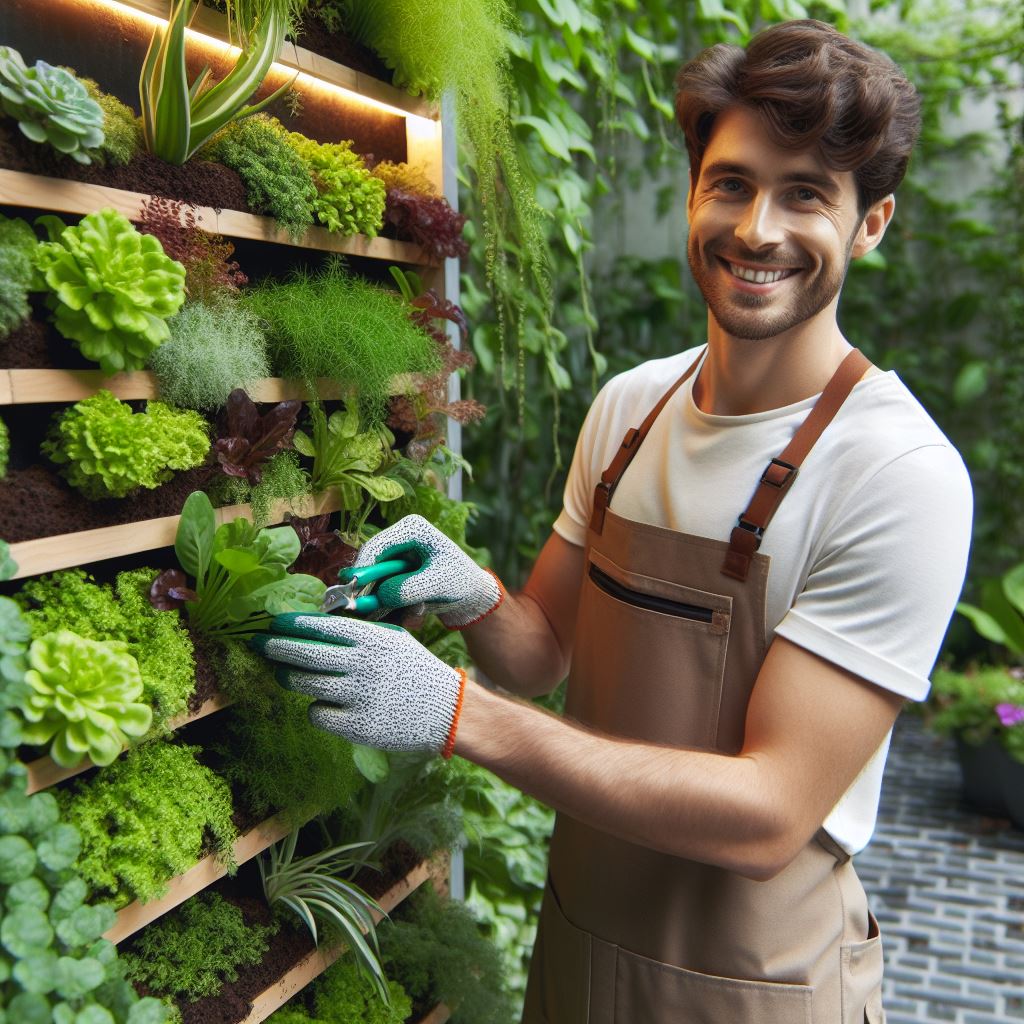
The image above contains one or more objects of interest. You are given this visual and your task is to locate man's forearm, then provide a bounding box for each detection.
[462,591,568,698]
[453,681,794,880]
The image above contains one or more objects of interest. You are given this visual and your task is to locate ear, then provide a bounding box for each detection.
[851,194,895,259]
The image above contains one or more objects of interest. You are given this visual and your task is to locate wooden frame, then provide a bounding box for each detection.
[25,692,233,794]
[7,490,342,580]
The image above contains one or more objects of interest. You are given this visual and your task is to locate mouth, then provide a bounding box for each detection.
[718,258,801,291]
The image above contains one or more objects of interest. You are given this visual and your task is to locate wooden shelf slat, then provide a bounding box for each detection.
[111,0,435,120]
[7,490,341,580]
[0,169,436,264]
[25,692,234,795]
[105,810,297,945]
[240,858,445,1024]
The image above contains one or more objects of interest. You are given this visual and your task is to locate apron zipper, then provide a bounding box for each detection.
[589,564,715,623]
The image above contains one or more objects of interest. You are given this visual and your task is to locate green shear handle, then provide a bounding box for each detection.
[320,557,418,615]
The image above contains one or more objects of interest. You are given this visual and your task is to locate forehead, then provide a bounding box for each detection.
[701,105,855,195]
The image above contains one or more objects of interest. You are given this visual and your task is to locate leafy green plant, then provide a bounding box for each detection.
[17,568,197,731]
[151,300,270,411]
[954,562,1024,661]
[0,46,104,163]
[0,599,171,1024]
[241,258,441,423]
[259,828,388,1000]
[81,77,143,167]
[282,131,386,236]
[0,539,18,583]
[292,955,411,1023]
[0,212,39,338]
[153,489,325,638]
[927,666,1024,761]
[33,208,187,373]
[14,629,151,768]
[207,638,365,823]
[57,740,238,907]
[380,885,515,1024]
[201,114,316,237]
[293,403,404,533]
[122,891,276,1001]
[140,0,305,164]
[41,390,210,500]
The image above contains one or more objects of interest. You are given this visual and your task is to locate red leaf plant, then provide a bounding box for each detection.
[214,389,302,486]
[285,513,357,584]
[149,569,198,611]
[384,187,469,261]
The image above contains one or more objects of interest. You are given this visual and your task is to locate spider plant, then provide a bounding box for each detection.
[258,828,390,1001]
[140,0,306,164]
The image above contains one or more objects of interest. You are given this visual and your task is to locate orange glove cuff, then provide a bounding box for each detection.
[441,668,468,760]
[448,569,507,632]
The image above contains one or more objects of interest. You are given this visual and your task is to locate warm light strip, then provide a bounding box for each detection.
[92,0,433,125]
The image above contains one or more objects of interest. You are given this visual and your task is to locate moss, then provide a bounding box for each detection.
[16,568,197,729]
[208,449,312,528]
[58,741,237,907]
[312,957,410,1023]
[151,300,271,412]
[209,639,365,825]
[81,78,142,166]
[123,891,276,1001]
[0,413,8,479]
[203,115,316,237]
[241,258,441,424]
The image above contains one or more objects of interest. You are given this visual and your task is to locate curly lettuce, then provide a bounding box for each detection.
[33,208,186,373]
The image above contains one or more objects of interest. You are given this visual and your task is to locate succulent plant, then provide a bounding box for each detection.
[42,390,210,500]
[33,208,186,373]
[0,46,104,164]
[16,628,152,767]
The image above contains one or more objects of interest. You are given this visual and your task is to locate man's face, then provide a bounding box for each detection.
[686,105,865,342]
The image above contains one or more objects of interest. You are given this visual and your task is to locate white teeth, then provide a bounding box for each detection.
[728,262,791,284]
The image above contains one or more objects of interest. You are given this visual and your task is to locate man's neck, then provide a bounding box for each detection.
[691,313,859,416]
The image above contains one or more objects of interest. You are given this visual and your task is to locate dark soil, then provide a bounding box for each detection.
[0,121,250,213]
[0,462,221,544]
[134,841,426,1024]
[188,634,221,714]
[291,17,393,82]
[0,315,96,371]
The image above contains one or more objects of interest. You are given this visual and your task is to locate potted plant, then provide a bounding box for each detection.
[925,561,1024,825]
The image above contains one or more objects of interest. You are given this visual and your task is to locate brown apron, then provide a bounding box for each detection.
[522,348,886,1024]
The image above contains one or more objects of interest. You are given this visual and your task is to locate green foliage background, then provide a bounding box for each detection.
[458,0,1023,670]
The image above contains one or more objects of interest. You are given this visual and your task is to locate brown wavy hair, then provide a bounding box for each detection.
[674,20,921,212]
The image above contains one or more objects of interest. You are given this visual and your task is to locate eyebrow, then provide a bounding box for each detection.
[701,160,842,198]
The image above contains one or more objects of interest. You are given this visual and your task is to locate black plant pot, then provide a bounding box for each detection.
[955,735,1009,815]
[1000,753,1024,831]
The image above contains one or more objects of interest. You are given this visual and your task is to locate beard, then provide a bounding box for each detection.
[687,235,852,341]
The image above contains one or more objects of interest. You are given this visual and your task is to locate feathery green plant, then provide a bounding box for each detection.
[123,891,277,1001]
[312,957,411,1023]
[202,114,316,237]
[58,741,238,907]
[151,300,271,412]
[0,212,39,339]
[41,391,210,500]
[259,828,389,1002]
[0,46,104,163]
[17,568,197,730]
[14,629,152,768]
[140,0,305,164]
[34,208,186,373]
[241,258,441,423]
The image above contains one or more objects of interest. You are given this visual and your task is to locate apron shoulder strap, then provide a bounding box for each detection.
[721,348,872,582]
[590,348,706,535]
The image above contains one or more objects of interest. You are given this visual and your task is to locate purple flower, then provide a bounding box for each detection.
[995,703,1024,727]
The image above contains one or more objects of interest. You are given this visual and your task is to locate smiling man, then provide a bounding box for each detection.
[254,20,974,1024]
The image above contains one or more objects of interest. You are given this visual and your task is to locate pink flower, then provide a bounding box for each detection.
[996,703,1024,727]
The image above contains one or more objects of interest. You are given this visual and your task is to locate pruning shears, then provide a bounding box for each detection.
[320,556,419,615]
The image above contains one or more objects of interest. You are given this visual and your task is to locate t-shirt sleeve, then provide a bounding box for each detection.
[774,443,974,701]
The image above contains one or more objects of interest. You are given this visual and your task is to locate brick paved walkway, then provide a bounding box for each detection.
[856,714,1024,1023]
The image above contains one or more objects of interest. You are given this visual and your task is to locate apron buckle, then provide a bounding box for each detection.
[760,457,798,488]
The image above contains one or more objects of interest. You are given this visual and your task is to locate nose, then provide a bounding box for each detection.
[735,193,785,251]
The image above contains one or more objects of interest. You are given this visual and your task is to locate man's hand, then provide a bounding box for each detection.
[346,515,504,629]
[251,613,467,758]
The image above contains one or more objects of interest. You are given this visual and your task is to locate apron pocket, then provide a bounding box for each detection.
[840,911,885,1024]
[522,879,592,1024]
[614,945,814,1024]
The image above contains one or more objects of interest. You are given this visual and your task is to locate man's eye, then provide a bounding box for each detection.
[717,178,744,193]
[793,187,819,202]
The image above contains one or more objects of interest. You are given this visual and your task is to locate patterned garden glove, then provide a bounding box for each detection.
[250,613,467,758]
[344,514,505,630]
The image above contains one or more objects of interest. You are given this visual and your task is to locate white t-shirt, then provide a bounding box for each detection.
[554,346,973,854]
